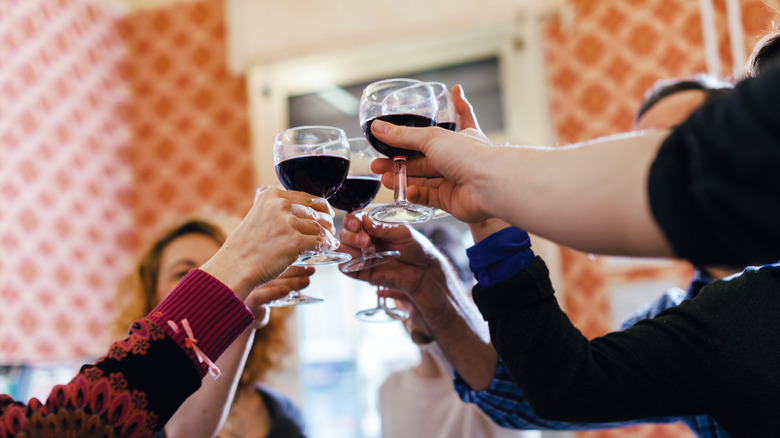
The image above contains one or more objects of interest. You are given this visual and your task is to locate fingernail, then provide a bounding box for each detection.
[372,120,388,134]
[349,216,362,231]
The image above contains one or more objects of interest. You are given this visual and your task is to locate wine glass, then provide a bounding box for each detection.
[359,78,437,224]
[429,81,457,131]
[355,287,409,323]
[332,138,401,273]
[428,81,456,219]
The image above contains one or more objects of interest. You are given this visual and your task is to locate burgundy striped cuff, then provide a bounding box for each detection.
[148,269,254,378]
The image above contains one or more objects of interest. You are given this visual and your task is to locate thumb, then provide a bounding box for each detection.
[370,120,428,155]
[452,84,480,131]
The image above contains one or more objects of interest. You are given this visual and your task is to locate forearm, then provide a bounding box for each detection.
[472,130,673,258]
[411,259,497,390]
[474,257,696,421]
[164,329,255,438]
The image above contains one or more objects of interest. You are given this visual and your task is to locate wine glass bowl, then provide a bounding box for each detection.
[272,126,352,306]
[359,79,437,224]
[328,137,382,213]
[274,126,351,200]
[429,81,457,131]
[333,138,402,274]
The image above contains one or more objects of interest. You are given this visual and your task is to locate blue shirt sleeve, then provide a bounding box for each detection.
[466,227,535,287]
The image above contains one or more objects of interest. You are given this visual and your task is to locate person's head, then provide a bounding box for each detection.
[114,214,293,386]
[634,74,733,130]
[742,30,780,79]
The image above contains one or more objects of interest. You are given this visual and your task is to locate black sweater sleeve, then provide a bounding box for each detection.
[649,62,780,267]
[472,257,780,437]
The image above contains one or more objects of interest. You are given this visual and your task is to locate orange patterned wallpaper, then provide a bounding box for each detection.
[0,0,252,362]
[119,0,254,249]
[0,0,133,361]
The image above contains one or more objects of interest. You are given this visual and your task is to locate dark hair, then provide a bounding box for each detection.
[634,74,733,125]
[743,31,780,79]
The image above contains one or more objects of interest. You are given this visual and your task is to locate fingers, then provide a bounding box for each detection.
[262,274,311,292]
[372,157,441,194]
[294,218,340,251]
[246,284,289,308]
[339,213,371,249]
[377,288,408,302]
[370,119,439,156]
[452,84,481,131]
[277,265,315,279]
[250,304,271,329]
[291,203,336,235]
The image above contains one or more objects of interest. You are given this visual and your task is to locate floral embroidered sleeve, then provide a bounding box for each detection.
[0,269,253,438]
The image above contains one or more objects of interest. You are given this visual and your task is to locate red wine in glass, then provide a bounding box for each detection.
[275,155,350,199]
[438,122,457,131]
[361,114,434,159]
[327,176,381,212]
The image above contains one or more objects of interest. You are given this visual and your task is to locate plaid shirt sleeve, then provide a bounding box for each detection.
[454,360,679,430]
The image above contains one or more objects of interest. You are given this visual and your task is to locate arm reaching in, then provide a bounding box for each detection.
[163,266,315,438]
[339,213,497,390]
[0,187,334,437]
[370,85,673,259]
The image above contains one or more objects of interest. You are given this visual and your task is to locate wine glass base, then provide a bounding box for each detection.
[355,307,410,322]
[268,294,324,307]
[340,250,401,273]
[367,203,434,225]
[432,208,450,219]
[293,251,352,266]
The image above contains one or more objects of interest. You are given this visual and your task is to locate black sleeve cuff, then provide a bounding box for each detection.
[472,256,555,321]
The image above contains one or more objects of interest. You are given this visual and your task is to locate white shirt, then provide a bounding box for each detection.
[378,343,530,438]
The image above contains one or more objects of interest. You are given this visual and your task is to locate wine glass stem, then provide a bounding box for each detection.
[393,158,408,204]
[354,210,378,258]
[361,242,377,259]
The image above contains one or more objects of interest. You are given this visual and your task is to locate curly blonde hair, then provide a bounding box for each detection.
[112,214,293,386]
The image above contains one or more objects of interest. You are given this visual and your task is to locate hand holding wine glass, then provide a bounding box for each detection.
[369,84,494,224]
[203,186,336,300]
[329,137,406,321]
[338,213,458,305]
[359,78,438,224]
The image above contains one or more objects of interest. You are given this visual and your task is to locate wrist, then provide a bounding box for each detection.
[469,147,502,220]
[200,250,252,300]
[469,218,512,244]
